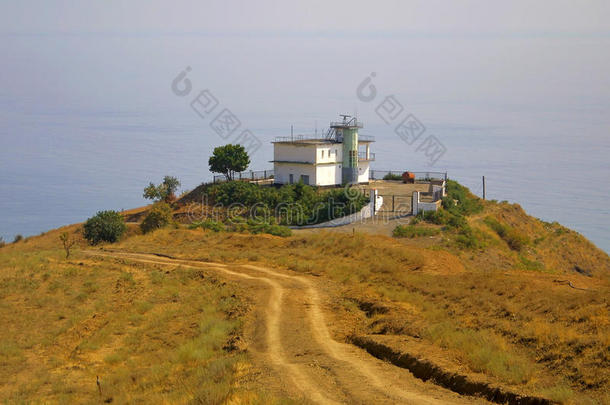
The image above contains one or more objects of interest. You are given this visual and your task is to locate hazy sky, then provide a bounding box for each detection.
[2,1,609,35]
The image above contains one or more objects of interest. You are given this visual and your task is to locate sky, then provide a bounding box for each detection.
[2,1,609,35]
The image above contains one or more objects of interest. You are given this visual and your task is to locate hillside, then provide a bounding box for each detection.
[0,183,608,404]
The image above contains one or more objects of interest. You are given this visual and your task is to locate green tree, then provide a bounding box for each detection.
[83,210,127,245]
[143,176,181,202]
[208,144,250,181]
[140,202,174,234]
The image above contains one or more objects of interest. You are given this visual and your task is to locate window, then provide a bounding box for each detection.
[289,174,294,184]
[301,175,310,185]
[321,150,324,159]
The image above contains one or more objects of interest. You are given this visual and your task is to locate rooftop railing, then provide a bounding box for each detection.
[273,134,375,142]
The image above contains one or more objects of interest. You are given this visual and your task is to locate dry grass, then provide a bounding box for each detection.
[110,216,609,403]
[2,195,609,404]
[0,235,294,404]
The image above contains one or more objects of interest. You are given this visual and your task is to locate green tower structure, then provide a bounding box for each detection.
[331,115,362,185]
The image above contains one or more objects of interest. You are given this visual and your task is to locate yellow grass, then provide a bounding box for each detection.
[0,241,292,403]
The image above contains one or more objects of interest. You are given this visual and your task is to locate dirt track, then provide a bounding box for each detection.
[87,251,484,404]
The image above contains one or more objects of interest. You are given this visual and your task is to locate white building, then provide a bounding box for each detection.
[272,117,374,186]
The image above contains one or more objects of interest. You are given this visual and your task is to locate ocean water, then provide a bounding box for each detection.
[1,33,609,252]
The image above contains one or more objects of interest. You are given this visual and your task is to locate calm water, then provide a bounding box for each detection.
[1,34,609,252]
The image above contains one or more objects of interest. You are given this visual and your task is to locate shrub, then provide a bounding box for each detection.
[83,210,127,245]
[383,173,403,181]
[200,220,225,233]
[59,232,77,259]
[393,225,440,238]
[208,181,368,226]
[245,219,292,237]
[0,237,4,248]
[13,234,23,243]
[140,202,174,234]
[444,180,483,216]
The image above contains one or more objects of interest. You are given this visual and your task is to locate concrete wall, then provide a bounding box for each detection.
[315,164,341,186]
[315,144,342,164]
[358,161,370,184]
[273,143,316,163]
[274,163,317,185]
[412,191,441,216]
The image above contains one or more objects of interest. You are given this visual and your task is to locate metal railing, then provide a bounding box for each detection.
[358,152,375,161]
[213,169,274,183]
[274,135,331,143]
[273,134,375,143]
[370,170,447,181]
[330,120,363,128]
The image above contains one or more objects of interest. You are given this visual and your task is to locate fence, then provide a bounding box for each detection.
[369,170,447,182]
[213,170,274,183]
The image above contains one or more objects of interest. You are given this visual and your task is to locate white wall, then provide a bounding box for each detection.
[358,161,370,183]
[274,163,317,185]
[315,165,339,186]
[315,144,342,164]
[273,143,316,163]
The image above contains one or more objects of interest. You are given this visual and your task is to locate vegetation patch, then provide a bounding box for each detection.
[208,181,368,226]
[140,202,174,234]
[83,210,127,245]
[484,216,530,251]
[393,225,440,238]
[382,173,403,181]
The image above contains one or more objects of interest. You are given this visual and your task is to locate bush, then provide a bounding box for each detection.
[83,211,127,245]
[208,181,368,226]
[13,234,23,243]
[393,225,440,238]
[0,237,5,248]
[443,180,483,216]
[383,173,403,181]
[200,219,225,233]
[140,203,174,234]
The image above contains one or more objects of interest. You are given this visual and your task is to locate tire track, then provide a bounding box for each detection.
[86,251,480,404]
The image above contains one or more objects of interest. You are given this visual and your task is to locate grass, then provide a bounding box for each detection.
[1,179,609,404]
[424,322,535,384]
[393,225,440,238]
[114,226,610,403]
[0,239,290,403]
[484,216,530,251]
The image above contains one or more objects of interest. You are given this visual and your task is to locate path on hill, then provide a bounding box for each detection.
[86,250,482,404]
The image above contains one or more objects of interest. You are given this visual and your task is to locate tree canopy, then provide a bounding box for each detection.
[208,144,250,181]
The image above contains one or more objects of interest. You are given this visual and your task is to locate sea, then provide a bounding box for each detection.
[1,33,608,252]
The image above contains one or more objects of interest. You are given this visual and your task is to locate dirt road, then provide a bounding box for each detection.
[87,250,483,404]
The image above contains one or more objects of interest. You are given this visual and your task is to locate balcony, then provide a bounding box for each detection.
[358,152,375,161]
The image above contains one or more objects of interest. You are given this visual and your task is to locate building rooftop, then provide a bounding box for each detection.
[272,135,374,144]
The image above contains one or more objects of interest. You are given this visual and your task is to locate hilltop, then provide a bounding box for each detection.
[0,182,608,404]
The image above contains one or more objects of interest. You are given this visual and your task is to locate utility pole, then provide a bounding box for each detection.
[482,176,486,200]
